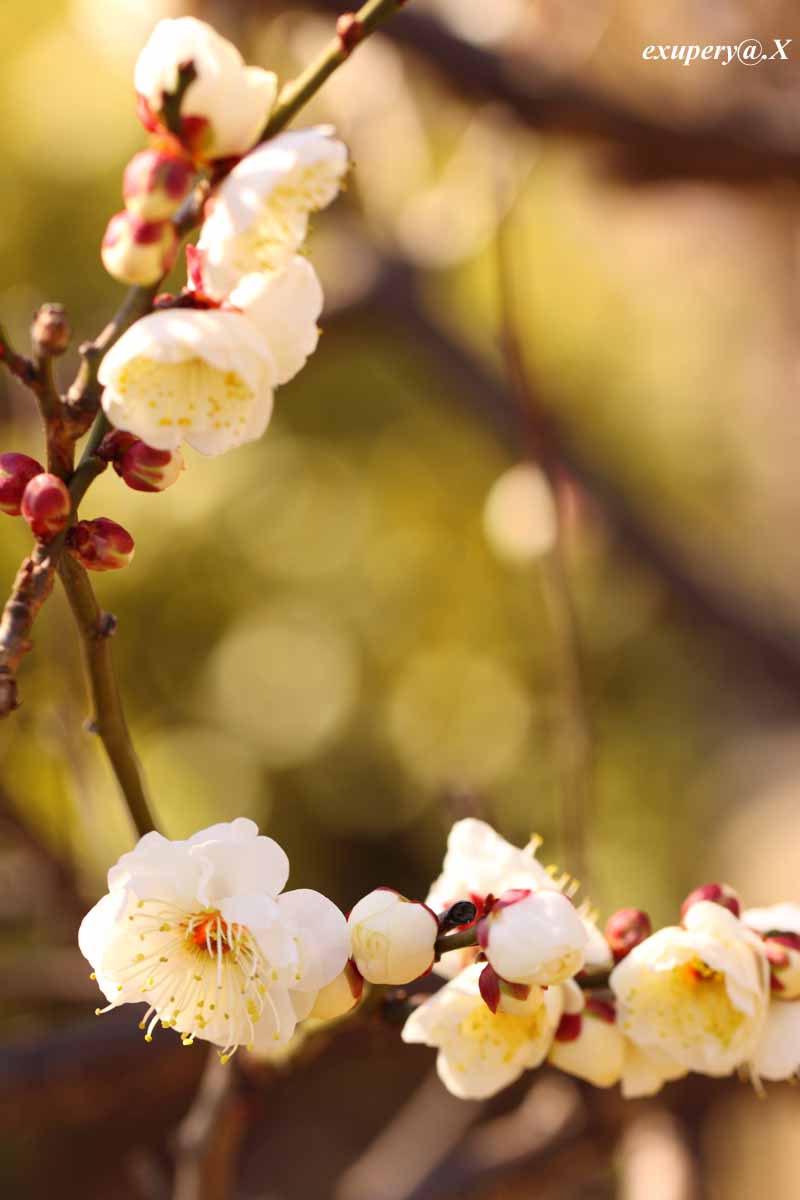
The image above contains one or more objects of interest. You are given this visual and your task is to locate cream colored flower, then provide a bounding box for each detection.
[401,963,563,1099]
[611,901,770,1077]
[230,257,323,386]
[79,819,349,1059]
[98,308,275,455]
[198,127,348,298]
[135,17,276,161]
[548,1000,686,1095]
[348,889,438,986]
[427,819,610,979]
[480,888,588,987]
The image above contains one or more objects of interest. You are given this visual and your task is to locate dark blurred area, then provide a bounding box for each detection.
[2,0,800,1196]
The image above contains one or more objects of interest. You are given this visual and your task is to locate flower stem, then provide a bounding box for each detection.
[57,552,157,839]
[262,0,410,139]
[434,926,478,960]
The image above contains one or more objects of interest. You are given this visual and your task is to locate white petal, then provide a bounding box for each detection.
[231,259,323,385]
[549,1015,625,1088]
[277,889,349,992]
[752,1002,800,1081]
[191,831,290,905]
[744,903,800,937]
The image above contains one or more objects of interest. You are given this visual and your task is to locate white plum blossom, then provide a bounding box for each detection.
[135,18,277,161]
[548,1000,686,1095]
[611,900,770,1078]
[480,888,588,987]
[197,127,349,299]
[230,257,323,386]
[744,902,800,1083]
[79,819,348,1059]
[401,963,563,1099]
[426,819,611,979]
[98,307,275,455]
[348,888,438,986]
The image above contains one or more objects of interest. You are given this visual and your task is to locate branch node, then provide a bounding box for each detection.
[97,612,118,639]
[336,13,364,55]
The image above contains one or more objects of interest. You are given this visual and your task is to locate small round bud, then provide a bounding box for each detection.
[101,212,179,286]
[605,907,652,963]
[348,888,438,986]
[123,148,194,221]
[478,888,588,987]
[116,440,185,493]
[680,883,740,924]
[0,453,45,516]
[31,303,71,357]
[310,959,363,1021]
[66,518,135,571]
[20,473,70,540]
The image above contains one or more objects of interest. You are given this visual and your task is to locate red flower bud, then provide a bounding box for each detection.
[0,453,45,516]
[20,473,70,540]
[123,148,194,221]
[605,907,652,962]
[101,211,179,286]
[116,440,185,493]
[66,518,134,571]
[680,883,740,924]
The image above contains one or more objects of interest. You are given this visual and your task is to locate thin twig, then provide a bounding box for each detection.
[172,1052,238,1200]
[56,552,156,839]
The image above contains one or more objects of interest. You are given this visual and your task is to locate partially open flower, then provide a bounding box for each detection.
[134,17,277,161]
[123,147,194,221]
[0,453,44,516]
[116,440,185,493]
[98,307,275,455]
[745,903,800,1000]
[198,127,348,298]
[426,819,611,981]
[66,518,135,572]
[478,888,588,987]
[310,959,363,1021]
[348,888,437,986]
[611,900,769,1077]
[79,818,349,1058]
[102,212,180,286]
[401,962,563,1099]
[20,473,70,540]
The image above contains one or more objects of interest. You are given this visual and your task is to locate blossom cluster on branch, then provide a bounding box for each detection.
[80,817,800,1100]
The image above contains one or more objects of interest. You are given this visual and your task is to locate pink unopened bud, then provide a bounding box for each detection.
[101,211,179,285]
[20,473,71,540]
[680,883,740,923]
[116,440,185,493]
[123,147,194,221]
[66,518,134,571]
[0,453,45,516]
[605,907,652,963]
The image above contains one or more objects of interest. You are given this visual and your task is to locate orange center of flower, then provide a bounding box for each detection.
[188,911,234,954]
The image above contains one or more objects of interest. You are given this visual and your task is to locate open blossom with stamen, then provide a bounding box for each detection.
[79,819,349,1059]
[401,962,563,1099]
[610,900,770,1077]
[745,903,800,1082]
[134,18,277,162]
[197,127,348,299]
[98,308,275,455]
[548,996,687,1095]
[426,819,610,979]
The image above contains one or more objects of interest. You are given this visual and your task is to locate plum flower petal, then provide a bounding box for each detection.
[98,308,275,456]
[230,257,324,387]
[198,127,348,298]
